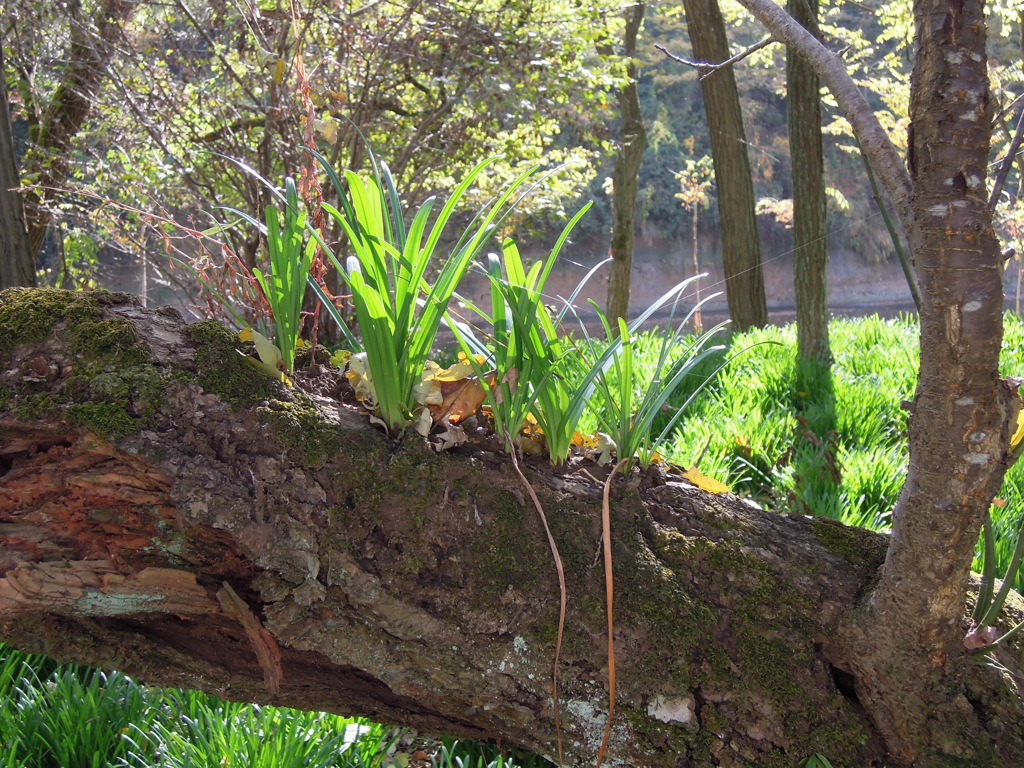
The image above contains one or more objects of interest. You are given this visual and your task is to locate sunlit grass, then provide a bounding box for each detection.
[0,641,546,768]
[614,312,1024,590]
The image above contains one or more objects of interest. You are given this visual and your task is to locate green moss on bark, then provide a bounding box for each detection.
[809,517,887,571]
[258,395,347,467]
[182,320,278,407]
[0,290,165,438]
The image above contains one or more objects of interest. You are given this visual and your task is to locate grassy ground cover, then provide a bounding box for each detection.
[0,641,538,768]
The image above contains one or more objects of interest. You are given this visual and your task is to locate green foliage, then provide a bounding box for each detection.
[318,155,539,432]
[0,653,161,768]
[450,208,595,450]
[657,314,917,525]
[0,642,543,768]
[582,281,729,469]
[434,740,554,768]
[121,692,355,768]
[224,177,316,373]
[5,0,613,290]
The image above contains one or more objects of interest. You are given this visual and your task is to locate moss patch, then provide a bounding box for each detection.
[257,394,346,467]
[809,517,887,571]
[0,288,98,362]
[183,321,278,408]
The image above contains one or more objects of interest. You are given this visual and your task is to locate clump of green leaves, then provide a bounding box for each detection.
[224,177,316,374]
[584,278,728,470]
[449,210,598,458]
[316,155,539,432]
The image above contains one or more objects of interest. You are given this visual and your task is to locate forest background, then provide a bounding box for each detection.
[5,0,1018,319]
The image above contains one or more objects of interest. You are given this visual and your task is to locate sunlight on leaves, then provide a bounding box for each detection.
[682,466,730,494]
[1012,408,1024,450]
[237,328,290,384]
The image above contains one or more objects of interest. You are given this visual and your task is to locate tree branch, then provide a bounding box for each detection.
[654,36,777,81]
[989,107,1024,210]
[732,0,913,240]
[0,289,941,768]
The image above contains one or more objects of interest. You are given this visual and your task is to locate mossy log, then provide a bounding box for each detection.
[2,289,1023,767]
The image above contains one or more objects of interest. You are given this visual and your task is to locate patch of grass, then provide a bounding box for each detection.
[654,315,917,529]
[0,641,550,768]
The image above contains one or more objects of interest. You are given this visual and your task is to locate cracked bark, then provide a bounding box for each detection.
[1,289,1024,766]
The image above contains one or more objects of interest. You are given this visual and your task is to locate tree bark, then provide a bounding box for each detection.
[19,0,137,262]
[786,0,829,363]
[737,0,1017,764]
[680,0,768,331]
[0,45,34,289]
[831,1,1015,764]
[4,289,1024,766]
[603,4,647,327]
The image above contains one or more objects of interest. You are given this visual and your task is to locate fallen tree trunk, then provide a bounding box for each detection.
[1,288,1023,767]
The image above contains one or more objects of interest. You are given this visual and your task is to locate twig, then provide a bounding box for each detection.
[857,139,923,313]
[654,36,776,80]
[990,107,1024,210]
[504,431,565,766]
[596,458,630,768]
[994,93,1024,126]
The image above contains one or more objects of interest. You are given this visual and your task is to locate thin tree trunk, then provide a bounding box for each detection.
[830,1,1014,763]
[20,0,137,261]
[680,0,768,331]
[0,45,34,289]
[604,3,647,326]
[786,0,829,362]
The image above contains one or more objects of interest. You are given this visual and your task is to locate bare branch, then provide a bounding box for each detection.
[733,0,913,238]
[654,36,777,81]
[989,107,1024,210]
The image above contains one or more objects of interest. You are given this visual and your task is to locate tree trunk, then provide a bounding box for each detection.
[831,1,1016,763]
[603,4,647,327]
[679,0,768,331]
[0,45,34,289]
[736,0,1020,764]
[2,289,1024,767]
[786,0,829,363]
[20,0,137,262]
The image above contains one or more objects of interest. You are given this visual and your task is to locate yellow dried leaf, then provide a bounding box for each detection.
[571,430,597,448]
[414,361,443,406]
[273,57,286,84]
[682,466,729,494]
[435,353,486,382]
[314,116,338,144]
[238,328,290,384]
[345,352,377,404]
[1012,408,1024,450]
